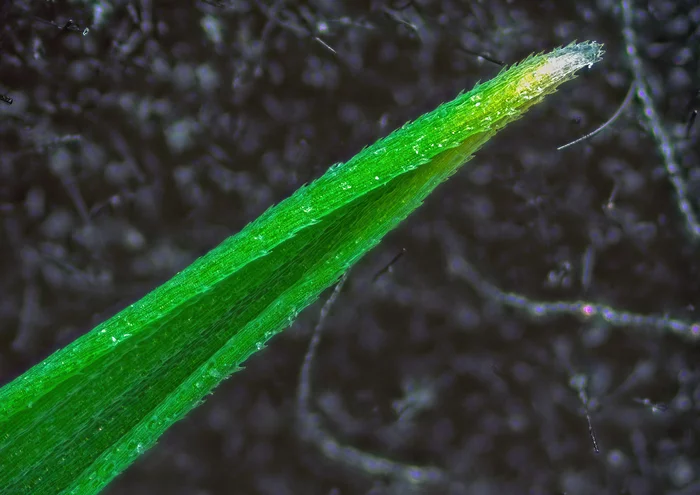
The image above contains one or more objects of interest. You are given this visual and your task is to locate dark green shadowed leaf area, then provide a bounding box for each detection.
[0,42,602,495]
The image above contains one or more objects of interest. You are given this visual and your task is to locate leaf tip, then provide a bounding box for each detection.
[542,41,605,79]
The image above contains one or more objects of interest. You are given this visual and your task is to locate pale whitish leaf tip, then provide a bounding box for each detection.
[541,41,605,78]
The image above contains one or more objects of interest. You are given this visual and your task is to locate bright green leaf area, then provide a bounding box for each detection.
[0,42,602,495]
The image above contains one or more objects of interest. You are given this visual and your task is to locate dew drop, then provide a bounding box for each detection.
[256,342,265,350]
[96,460,116,479]
[147,416,160,431]
[85,476,103,493]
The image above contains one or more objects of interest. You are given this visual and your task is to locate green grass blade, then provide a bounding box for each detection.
[0,41,603,495]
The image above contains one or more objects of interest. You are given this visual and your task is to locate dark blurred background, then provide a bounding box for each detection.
[1,0,700,494]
